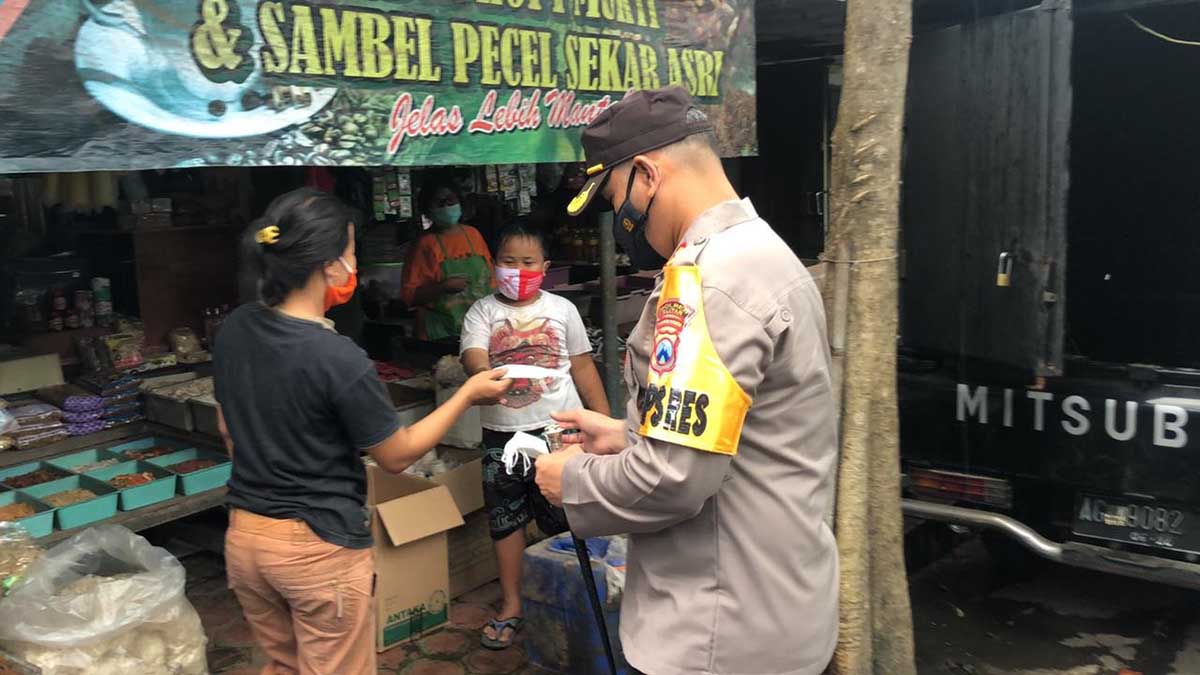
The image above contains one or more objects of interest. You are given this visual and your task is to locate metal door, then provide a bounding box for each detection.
[901,0,1072,376]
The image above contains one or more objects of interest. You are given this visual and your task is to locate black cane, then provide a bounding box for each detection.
[544,424,619,675]
[572,535,619,675]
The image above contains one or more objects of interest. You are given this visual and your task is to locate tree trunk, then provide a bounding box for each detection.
[822,0,915,670]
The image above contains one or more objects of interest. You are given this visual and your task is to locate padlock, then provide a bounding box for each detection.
[996,252,1013,287]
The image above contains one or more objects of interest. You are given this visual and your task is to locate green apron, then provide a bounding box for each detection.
[424,231,492,341]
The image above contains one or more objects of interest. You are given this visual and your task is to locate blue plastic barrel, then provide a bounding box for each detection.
[522,534,631,674]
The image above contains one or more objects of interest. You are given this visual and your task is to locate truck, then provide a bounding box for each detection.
[897,0,1200,587]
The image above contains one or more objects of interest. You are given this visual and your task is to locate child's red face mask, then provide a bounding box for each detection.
[495,267,544,301]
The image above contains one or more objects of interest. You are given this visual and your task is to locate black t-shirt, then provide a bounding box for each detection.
[214,304,399,548]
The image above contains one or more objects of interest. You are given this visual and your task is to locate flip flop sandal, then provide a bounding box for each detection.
[481,616,525,650]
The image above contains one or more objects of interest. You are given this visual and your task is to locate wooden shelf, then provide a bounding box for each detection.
[39,488,227,545]
[0,424,149,469]
[0,422,226,469]
[5,422,221,470]
[0,423,230,544]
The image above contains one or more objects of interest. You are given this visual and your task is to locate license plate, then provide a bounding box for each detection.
[1074,495,1200,554]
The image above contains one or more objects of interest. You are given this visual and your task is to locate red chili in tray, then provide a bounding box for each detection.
[167,459,218,474]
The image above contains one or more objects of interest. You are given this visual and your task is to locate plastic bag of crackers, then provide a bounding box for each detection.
[0,525,206,675]
[0,523,41,597]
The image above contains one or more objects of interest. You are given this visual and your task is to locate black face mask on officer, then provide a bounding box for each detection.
[613,167,668,271]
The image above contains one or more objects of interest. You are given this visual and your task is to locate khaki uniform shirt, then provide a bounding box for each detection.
[563,199,839,675]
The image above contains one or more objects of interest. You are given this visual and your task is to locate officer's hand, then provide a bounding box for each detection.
[551,409,627,456]
[535,446,582,507]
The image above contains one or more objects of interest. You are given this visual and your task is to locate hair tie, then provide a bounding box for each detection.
[255,225,280,245]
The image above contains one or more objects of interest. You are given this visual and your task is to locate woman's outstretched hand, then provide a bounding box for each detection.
[463,368,512,406]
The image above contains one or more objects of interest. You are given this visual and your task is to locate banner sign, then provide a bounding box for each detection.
[0,0,755,172]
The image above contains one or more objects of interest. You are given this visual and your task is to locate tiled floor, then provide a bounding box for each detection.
[183,552,544,675]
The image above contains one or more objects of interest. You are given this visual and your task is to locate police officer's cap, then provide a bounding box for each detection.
[567,87,713,216]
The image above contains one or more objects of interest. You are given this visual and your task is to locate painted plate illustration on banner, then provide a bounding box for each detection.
[72,0,336,139]
[0,0,759,170]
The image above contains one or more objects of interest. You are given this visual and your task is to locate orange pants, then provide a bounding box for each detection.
[225,509,376,675]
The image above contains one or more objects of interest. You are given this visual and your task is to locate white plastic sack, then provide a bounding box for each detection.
[0,525,207,675]
[603,536,628,601]
[0,521,41,593]
[435,383,482,449]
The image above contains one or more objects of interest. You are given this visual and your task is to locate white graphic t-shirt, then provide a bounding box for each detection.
[460,292,592,432]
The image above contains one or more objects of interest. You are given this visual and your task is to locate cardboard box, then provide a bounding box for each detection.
[425,449,495,596]
[367,464,464,652]
[427,449,541,597]
[430,448,485,516]
[0,352,63,396]
[448,510,500,597]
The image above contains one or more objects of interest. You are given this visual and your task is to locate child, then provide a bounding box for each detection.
[460,223,609,650]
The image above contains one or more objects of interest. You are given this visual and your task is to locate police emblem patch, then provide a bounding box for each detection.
[651,299,693,375]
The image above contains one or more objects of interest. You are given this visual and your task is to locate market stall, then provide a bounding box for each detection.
[0,0,759,669]
[0,132,671,675]
[0,163,640,593]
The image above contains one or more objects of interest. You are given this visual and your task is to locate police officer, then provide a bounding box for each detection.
[534,87,839,675]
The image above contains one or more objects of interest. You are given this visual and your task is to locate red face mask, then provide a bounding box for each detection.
[495,267,544,301]
[324,257,357,312]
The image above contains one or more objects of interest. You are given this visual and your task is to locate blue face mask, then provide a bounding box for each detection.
[431,204,462,227]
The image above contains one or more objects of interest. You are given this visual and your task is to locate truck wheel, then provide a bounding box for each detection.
[981,531,1047,581]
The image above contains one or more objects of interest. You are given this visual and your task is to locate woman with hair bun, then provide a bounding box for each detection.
[214,187,511,675]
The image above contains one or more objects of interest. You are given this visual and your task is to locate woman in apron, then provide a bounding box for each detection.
[401,180,494,341]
